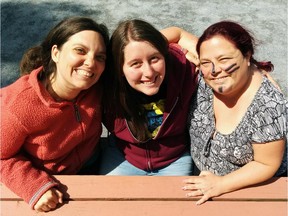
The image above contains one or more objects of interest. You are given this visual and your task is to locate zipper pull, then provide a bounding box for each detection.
[74,104,82,122]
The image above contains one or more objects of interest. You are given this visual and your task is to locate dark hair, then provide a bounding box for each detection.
[19,16,109,79]
[196,20,274,72]
[103,19,168,141]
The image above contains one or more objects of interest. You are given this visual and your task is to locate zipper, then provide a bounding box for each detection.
[74,104,82,122]
[124,97,179,172]
[154,96,179,139]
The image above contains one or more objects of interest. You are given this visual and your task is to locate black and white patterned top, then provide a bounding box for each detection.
[188,74,287,176]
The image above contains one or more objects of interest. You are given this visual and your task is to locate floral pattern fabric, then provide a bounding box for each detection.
[188,75,287,176]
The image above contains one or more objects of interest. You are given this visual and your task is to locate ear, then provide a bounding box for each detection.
[245,51,252,66]
[51,45,60,63]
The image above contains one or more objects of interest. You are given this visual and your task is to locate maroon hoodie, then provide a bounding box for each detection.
[104,45,198,171]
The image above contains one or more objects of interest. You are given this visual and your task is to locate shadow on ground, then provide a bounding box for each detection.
[1,1,104,86]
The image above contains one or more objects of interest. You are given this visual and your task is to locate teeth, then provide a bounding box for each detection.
[77,70,93,77]
[214,76,227,80]
[142,81,154,85]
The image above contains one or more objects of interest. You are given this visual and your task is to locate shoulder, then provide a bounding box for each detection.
[256,76,287,107]
[1,72,41,116]
[249,77,287,142]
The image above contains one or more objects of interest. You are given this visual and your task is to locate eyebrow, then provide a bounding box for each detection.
[125,51,162,65]
[73,43,106,53]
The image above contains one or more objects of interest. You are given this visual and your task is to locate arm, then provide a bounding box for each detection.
[183,139,285,205]
[0,112,62,211]
[160,27,199,65]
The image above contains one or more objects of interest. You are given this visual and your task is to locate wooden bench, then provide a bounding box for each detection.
[1,176,287,216]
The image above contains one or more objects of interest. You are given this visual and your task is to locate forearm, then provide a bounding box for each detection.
[1,156,58,208]
[220,160,279,194]
[161,26,199,63]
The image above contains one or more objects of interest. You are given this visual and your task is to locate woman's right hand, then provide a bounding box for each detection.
[34,187,63,212]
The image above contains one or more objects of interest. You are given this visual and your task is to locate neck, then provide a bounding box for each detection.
[214,67,261,108]
[45,79,77,102]
[214,74,253,108]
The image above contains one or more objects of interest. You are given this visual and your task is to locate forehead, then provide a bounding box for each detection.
[203,35,236,50]
[200,35,239,58]
[124,40,158,58]
[66,30,105,46]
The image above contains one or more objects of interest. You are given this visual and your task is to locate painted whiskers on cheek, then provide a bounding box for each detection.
[223,63,240,73]
[217,63,239,93]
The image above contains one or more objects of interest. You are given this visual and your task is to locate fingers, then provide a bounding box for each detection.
[186,52,200,66]
[183,176,202,184]
[34,188,63,212]
[55,189,64,204]
[184,186,210,205]
[196,194,210,205]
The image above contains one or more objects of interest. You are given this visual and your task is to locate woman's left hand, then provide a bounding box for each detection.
[182,171,224,205]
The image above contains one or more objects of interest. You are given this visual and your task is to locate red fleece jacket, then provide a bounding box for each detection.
[0,67,102,208]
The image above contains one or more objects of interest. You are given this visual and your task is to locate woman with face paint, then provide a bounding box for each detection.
[162,21,287,205]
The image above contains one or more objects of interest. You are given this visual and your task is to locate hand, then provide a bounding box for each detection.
[185,51,200,67]
[182,171,224,205]
[34,188,63,212]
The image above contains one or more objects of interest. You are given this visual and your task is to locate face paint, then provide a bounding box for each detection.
[218,86,223,93]
[223,63,240,73]
[207,62,240,75]
[211,63,215,74]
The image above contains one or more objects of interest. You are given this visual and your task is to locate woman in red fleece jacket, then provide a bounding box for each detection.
[0,17,109,212]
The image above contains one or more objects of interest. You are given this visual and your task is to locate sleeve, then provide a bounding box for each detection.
[250,94,287,143]
[0,109,58,209]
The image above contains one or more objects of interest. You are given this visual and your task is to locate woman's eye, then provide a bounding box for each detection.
[74,48,85,54]
[151,56,159,62]
[131,62,140,67]
[219,58,231,63]
[201,62,210,67]
[96,55,106,62]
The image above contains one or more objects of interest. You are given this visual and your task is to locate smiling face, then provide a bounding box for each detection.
[199,35,251,96]
[51,30,106,99]
[122,40,166,96]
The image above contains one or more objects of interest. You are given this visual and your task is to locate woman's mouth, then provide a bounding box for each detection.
[141,76,157,85]
[210,75,229,84]
[75,69,94,78]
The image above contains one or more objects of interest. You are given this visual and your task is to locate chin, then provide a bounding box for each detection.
[143,88,160,96]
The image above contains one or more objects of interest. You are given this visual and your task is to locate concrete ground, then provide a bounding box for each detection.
[1,0,287,97]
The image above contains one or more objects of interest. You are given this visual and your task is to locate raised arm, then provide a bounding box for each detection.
[160,27,199,65]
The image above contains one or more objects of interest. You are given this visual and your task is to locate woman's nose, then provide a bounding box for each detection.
[142,63,154,77]
[84,55,95,67]
[211,62,221,74]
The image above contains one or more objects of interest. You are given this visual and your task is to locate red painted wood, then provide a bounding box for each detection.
[1,201,287,216]
[1,176,286,200]
[1,176,287,216]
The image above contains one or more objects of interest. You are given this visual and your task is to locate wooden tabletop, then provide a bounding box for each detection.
[1,176,287,216]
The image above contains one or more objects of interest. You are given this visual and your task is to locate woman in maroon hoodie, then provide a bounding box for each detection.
[99,19,198,175]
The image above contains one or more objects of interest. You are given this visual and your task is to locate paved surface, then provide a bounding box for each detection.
[1,0,287,96]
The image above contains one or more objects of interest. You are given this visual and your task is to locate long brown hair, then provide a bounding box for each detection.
[196,20,274,72]
[103,19,169,141]
[19,16,109,79]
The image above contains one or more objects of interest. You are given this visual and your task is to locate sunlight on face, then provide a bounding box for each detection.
[122,40,166,96]
[199,36,250,95]
[51,30,106,96]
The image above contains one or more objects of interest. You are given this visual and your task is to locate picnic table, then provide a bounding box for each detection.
[1,176,287,216]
